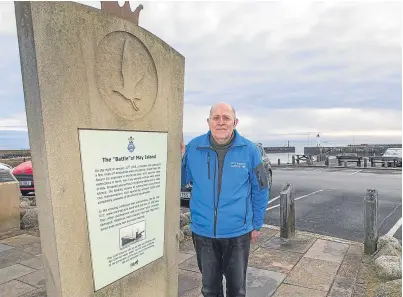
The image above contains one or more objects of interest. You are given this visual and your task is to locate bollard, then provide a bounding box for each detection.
[344,161,347,168]
[316,155,319,162]
[278,159,280,165]
[364,189,378,254]
[325,157,329,166]
[364,158,368,168]
[280,182,295,238]
[292,155,295,165]
[383,161,387,168]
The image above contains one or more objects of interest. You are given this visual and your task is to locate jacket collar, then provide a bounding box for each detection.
[197,129,247,149]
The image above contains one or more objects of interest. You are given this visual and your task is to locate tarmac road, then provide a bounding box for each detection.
[266,167,402,242]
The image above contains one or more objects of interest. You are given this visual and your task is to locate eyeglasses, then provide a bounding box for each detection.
[209,115,234,123]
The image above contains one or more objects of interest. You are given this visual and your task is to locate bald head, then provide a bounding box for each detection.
[209,102,236,119]
[207,102,239,144]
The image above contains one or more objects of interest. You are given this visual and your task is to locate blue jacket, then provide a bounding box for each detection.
[181,130,270,238]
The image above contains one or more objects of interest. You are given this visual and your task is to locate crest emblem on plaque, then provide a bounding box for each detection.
[127,136,135,152]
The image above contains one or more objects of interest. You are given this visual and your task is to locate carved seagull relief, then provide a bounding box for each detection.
[113,38,145,111]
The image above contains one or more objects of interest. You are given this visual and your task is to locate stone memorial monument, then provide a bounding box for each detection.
[14,1,184,296]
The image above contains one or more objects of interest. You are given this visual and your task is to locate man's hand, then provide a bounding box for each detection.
[250,230,261,244]
[181,141,185,158]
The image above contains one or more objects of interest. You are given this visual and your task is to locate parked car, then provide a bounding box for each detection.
[180,143,273,203]
[11,160,35,195]
[256,143,273,188]
[0,162,12,172]
[0,163,15,183]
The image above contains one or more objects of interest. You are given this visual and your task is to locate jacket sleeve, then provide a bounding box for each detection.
[181,144,192,187]
[250,145,270,230]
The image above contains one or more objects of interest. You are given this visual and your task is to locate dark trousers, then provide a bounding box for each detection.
[191,232,251,297]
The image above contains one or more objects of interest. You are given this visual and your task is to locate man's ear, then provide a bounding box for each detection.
[234,118,239,127]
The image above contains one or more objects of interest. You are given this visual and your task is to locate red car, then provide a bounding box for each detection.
[12,161,35,195]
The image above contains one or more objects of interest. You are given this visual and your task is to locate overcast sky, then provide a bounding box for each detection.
[0,1,401,149]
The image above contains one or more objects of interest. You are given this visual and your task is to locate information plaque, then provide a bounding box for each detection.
[78,129,167,290]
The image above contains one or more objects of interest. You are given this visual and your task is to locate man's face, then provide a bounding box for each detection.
[208,104,238,143]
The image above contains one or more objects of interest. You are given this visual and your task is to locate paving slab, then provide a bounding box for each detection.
[245,266,286,297]
[250,229,279,252]
[0,244,14,253]
[179,252,194,265]
[250,242,260,252]
[0,235,40,247]
[0,264,36,285]
[304,239,349,263]
[346,244,364,256]
[0,280,36,297]
[15,243,42,256]
[178,269,202,297]
[352,282,366,297]
[0,230,364,297]
[0,248,36,269]
[18,269,45,288]
[284,257,340,292]
[261,235,316,253]
[337,245,363,278]
[0,235,42,256]
[218,267,286,297]
[178,265,286,297]
[19,287,47,297]
[20,256,44,270]
[328,275,355,297]
[271,283,327,297]
[180,239,196,255]
[248,247,302,274]
[179,255,199,273]
[255,228,278,245]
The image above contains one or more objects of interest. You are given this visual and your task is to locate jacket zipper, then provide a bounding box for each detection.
[244,198,247,224]
[207,152,211,179]
[245,173,250,224]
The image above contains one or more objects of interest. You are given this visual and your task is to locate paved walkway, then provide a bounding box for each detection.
[179,227,364,297]
[0,227,364,297]
[0,234,45,297]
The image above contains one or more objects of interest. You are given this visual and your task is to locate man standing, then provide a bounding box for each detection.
[181,102,270,297]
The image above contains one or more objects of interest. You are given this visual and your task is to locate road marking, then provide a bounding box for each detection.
[387,218,402,236]
[379,202,402,229]
[267,195,280,205]
[348,169,363,175]
[266,189,324,210]
[294,189,324,201]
